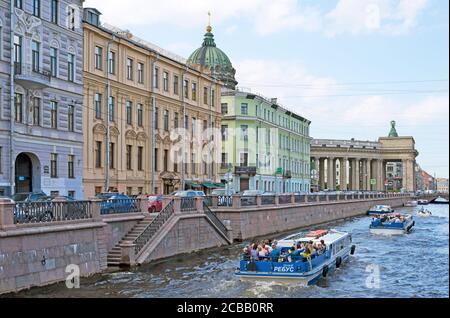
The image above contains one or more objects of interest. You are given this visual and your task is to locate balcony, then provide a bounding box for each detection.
[283,170,292,179]
[235,166,257,176]
[14,62,51,89]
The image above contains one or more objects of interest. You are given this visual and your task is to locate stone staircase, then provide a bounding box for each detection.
[107,214,156,267]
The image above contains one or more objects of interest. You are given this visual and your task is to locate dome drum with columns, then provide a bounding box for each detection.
[188,14,238,90]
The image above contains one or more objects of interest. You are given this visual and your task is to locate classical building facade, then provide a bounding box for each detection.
[310,122,419,192]
[436,178,449,193]
[220,90,312,193]
[83,9,222,197]
[0,0,84,198]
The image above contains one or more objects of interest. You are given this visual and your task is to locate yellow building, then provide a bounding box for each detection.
[83,8,222,197]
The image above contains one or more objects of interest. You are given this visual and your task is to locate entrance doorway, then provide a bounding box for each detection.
[15,153,33,193]
[240,178,249,192]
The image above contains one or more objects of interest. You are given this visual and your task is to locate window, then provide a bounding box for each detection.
[138,147,143,171]
[153,67,159,88]
[68,155,74,179]
[241,125,248,141]
[164,150,168,172]
[173,75,179,95]
[174,112,179,129]
[126,145,132,170]
[163,71,169,91]
[0,147,3,174]
[68,191,75,198]
[50,101,58,129]
[183,79,189,99]
[211,89,215,107]
[137,104,143,127]
[95,46,102,70]
[32,0,40,17]
[221,125,228,141]
[109,143,115,169]
[138,63,144,84]
[174,151,179,173]
[64,104,75,133]
[50,47,57,77]
[95,141,102,168]
[191,153,196,175]
[51,0,58,24]
[203,87,208,105]
[203,120,208,131]
[95,93,102,119]
[127,58,133,80]
[14,93,23,123]
[240,153,248,167]
[51,153,58,178]
[154,107,158,129]
[67,6,76,30]
[221,153,228,168]
[126,101,132,125]
[108,51,115,74]
[68,53,75,82]
[241,103,248,115]
[221,103,228,114]
[32,97,40,126]
[191,82,197,101]
[108,96,115,122]
[154,149,158,171]
[31,41,40,72]
[163,110,169,131]
[15,0,22,9]
[14,35,22,72]
[191,117,196,137]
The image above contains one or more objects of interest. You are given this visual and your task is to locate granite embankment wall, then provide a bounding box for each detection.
[214,196,411,241]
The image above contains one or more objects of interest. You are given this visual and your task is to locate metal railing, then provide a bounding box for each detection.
[203,202,228,239]
[14,201,91,224]
[180,197,196,212]
[261,195,276,205]
[14,62,51,82]
[295,195,306,203]
[218,195,232,207]
[308,195,317,202]
[279,195,291,205]
[99,198,141,215]
[134,200,175,255]
[241,196,257,207]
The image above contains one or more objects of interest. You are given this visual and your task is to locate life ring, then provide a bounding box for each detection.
[322,265,329,277]
[336,257,342,268]
[350,245,356,255]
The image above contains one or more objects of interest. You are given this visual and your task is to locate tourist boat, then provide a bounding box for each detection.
[403,201,418,207]
[367,205,395,215]
[418,199,429,205]
[430,196,449,205]
[369,214,415,235]
[417,208,432,217]
[235,229,356,286]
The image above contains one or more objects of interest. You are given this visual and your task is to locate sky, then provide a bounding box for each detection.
[85,0,449,178]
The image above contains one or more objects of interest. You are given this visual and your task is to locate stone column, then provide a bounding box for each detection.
[319,158,325,190]
[0,199,16,230]
[351,158,360,191]
[362,159,369,191]
[407,159,415,192]
[382,161,387,192]
[376,159,383,191]
[327,157,335,190]
[332,158,337,191]
[340,158,348,191]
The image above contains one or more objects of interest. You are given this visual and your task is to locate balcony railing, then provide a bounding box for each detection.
[14,62,51,88]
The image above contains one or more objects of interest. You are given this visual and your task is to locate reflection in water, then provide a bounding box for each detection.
[10,205,449,298]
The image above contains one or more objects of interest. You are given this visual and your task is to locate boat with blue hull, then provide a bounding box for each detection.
[367,205,395,215]
[235,230,356,286]
[369,214,415,235]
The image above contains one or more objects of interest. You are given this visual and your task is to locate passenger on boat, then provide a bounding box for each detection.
[241,247,251,261]
[251,244,258,259]
[258,246,268,260]
[320,240,327,252]
[270,244,280,262]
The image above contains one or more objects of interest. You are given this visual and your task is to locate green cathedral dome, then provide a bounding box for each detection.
[188,24,238,90]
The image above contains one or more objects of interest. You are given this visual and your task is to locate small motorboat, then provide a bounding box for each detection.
[370,213,415,235]
[404,201,418,207]
[418,199,429,205]
[367,205,394,215]
[417,208,432,217]
[430,196,449,205]
[235,229,356,286]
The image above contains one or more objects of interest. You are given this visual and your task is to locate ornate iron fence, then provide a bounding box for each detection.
[14,201,91,224]
[99,198,141,215]
[308,195,317,202]
[279,195,292,205]
[180,197,196,212]
[241,196,257,207]
[217,195,233,207]
[134,200,175,255]
[328,194,337,201]
[295,195,306,203]
[261,196,276,205]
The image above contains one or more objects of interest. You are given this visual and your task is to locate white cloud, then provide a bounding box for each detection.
[84,0,430,37]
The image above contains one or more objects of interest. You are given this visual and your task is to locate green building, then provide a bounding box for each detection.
[220,90,312,193]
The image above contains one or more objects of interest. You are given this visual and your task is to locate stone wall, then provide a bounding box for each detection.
[214,197,411,241]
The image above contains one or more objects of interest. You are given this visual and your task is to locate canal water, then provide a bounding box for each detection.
[13,205,449,298]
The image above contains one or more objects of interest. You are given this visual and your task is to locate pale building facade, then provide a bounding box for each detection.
[0,0,84,198]
[82,9,222,197]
